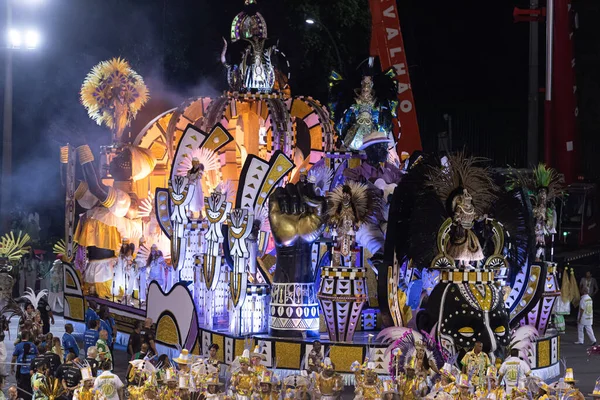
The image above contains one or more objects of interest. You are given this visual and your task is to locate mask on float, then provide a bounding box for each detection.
[423,281,510,360]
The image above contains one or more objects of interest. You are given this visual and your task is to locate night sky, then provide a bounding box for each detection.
[0,0,597,240]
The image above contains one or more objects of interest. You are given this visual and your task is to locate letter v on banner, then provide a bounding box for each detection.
[369,0,422,155]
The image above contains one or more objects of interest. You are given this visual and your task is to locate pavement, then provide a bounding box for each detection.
[1,315,598,397]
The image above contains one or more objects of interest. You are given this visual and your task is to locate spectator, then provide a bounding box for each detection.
[11,331,38,400]
[85,301,99,330]
[36,296,54,336]
[41,343,61,375]
[30,361,49,400]
[127,321,142,360]
[51,337,63,362]
[580,271,599,298]
[40,333,52,350]
[133,343,149,361]
[96,330,112,371]
[94,360,124,400]
[86,347,100,377]
[57,353,81,399]
[83,320,100,355]
[575,287,597,345]
[15,321,32,345]
[141,318,157,356]
[7,385,22,400]
[62,324,79,361]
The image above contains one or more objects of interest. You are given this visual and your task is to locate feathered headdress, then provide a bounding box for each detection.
[175,148,221,177]
[22,287,49,310]
[425,152,497,217]
[80,57,149,130]
[0,231,31,264]
[52,239,78,263]
[326,181,380,227]
[507,163,564,203]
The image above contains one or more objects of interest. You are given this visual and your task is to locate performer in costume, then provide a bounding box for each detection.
[73,366,106,400]
[307,340,323,374]
[186,158,206,220]
[353,362,383,400]
[498,348,531,394]
[204,373,226,399]
[561,369,585,400]
[253,370,280,400]
[454,374,473,400]
[431,363,457,396]
[250,345,268,375]
[536,381,553,400]
[588,378,600,400]
[159,368,180,400]
[146,244,167,292]
[207,343,221,370]
[475,366,505,400]
[396,357,428,400]
[381,380,400,400]
[313,358,343,400]
[229,349,259,400]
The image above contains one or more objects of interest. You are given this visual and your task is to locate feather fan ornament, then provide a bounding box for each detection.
[80,57,149,132]
[509,325,539,365]
[175,147,220,176]
[22,287,48,309]
[425,152,498,217]
[38,377,66,400]
[326,181,379,227]
[137,191,155,219]
[0,231,31,264]
[52,239,78,263]
[307,164,334,196]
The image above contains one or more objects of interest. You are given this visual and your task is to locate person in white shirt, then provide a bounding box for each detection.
[498,349,531,395]
[575,287,597,345]
[94,361,124,400]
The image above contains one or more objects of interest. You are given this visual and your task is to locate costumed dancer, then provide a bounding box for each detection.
[204,373,226,399]
[536,381,554,400]
[48,254,65,312]
[431,363,458,396]
[475,367,505,400]
[307,340,323,374]
[159,368,180,399]
[461,341,490,392]
[588,378,600,400]
[73,365,106,400]
[112,240,135,304]
[229,349,259,400]
[253,370,280,400]
[498,348,531,395]
[396,357,428,400]
[186,157,206,220]
[454,374,473,400]
[250,346,268,375]
[146,244,167,293]
[381,380,400,400]
[353,362,383,400]
[282,373,311,400]
[343,130,402,258]
[313,358,343,400]
[173,349,193,393]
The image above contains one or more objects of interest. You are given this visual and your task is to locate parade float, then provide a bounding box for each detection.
[58,0,563,385]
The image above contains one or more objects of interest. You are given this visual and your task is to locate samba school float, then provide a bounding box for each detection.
[57,0,564,391]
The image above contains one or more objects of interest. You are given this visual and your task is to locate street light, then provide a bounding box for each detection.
[1,0,42,228]
[304,17,343,74]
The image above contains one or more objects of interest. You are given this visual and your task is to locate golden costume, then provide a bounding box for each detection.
[73,387,105,400]
[397,375,427,400]
[230,371,259,399]
[314,359,343,400]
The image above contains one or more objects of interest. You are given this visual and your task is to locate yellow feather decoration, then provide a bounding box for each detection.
[80,57,149,131]
[52,239,78,263]
[0,231,30,263]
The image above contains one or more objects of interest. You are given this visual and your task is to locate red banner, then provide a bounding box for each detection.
[370,0,422,155]
[546,0,578,183]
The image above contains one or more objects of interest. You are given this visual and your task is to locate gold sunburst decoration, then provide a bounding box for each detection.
[80,57,149,135]
[0,231,31,264]
[52,239,78,263]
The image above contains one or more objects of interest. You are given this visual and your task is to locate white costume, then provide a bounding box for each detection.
[577,293,597,344]
[186,160,205,219]
[498,356,531,393]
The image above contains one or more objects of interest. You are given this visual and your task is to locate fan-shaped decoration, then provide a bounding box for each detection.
[22,287,48,309]
[38,377,66,400]
[138,191,155,219]
[326,181,379,227]
[80,57,149,140]
[53,239,78,263]
[175,147,220,176]
[308,164,334,196]
[0,231,31,264]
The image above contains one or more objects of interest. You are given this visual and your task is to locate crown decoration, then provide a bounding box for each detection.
[0,231,31,266]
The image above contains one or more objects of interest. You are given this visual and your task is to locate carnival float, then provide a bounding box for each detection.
[53,0,569,394]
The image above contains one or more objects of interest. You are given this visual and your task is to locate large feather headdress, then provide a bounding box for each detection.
[425,152,498,217]
[175,148,220,176]
[80,58,149,130]
[507,163,564,203]
[326,181,380,226]
[0,231,31,264]
[22,287,48,309]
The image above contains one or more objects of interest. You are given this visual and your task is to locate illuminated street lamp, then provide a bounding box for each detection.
[304,16,342,74]
[1,1,43,227]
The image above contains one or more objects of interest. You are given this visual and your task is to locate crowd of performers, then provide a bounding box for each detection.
[109,241,172,306]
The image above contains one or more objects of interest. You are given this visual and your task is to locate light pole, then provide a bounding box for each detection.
[1,0,41,229]
[305,18,343,74]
